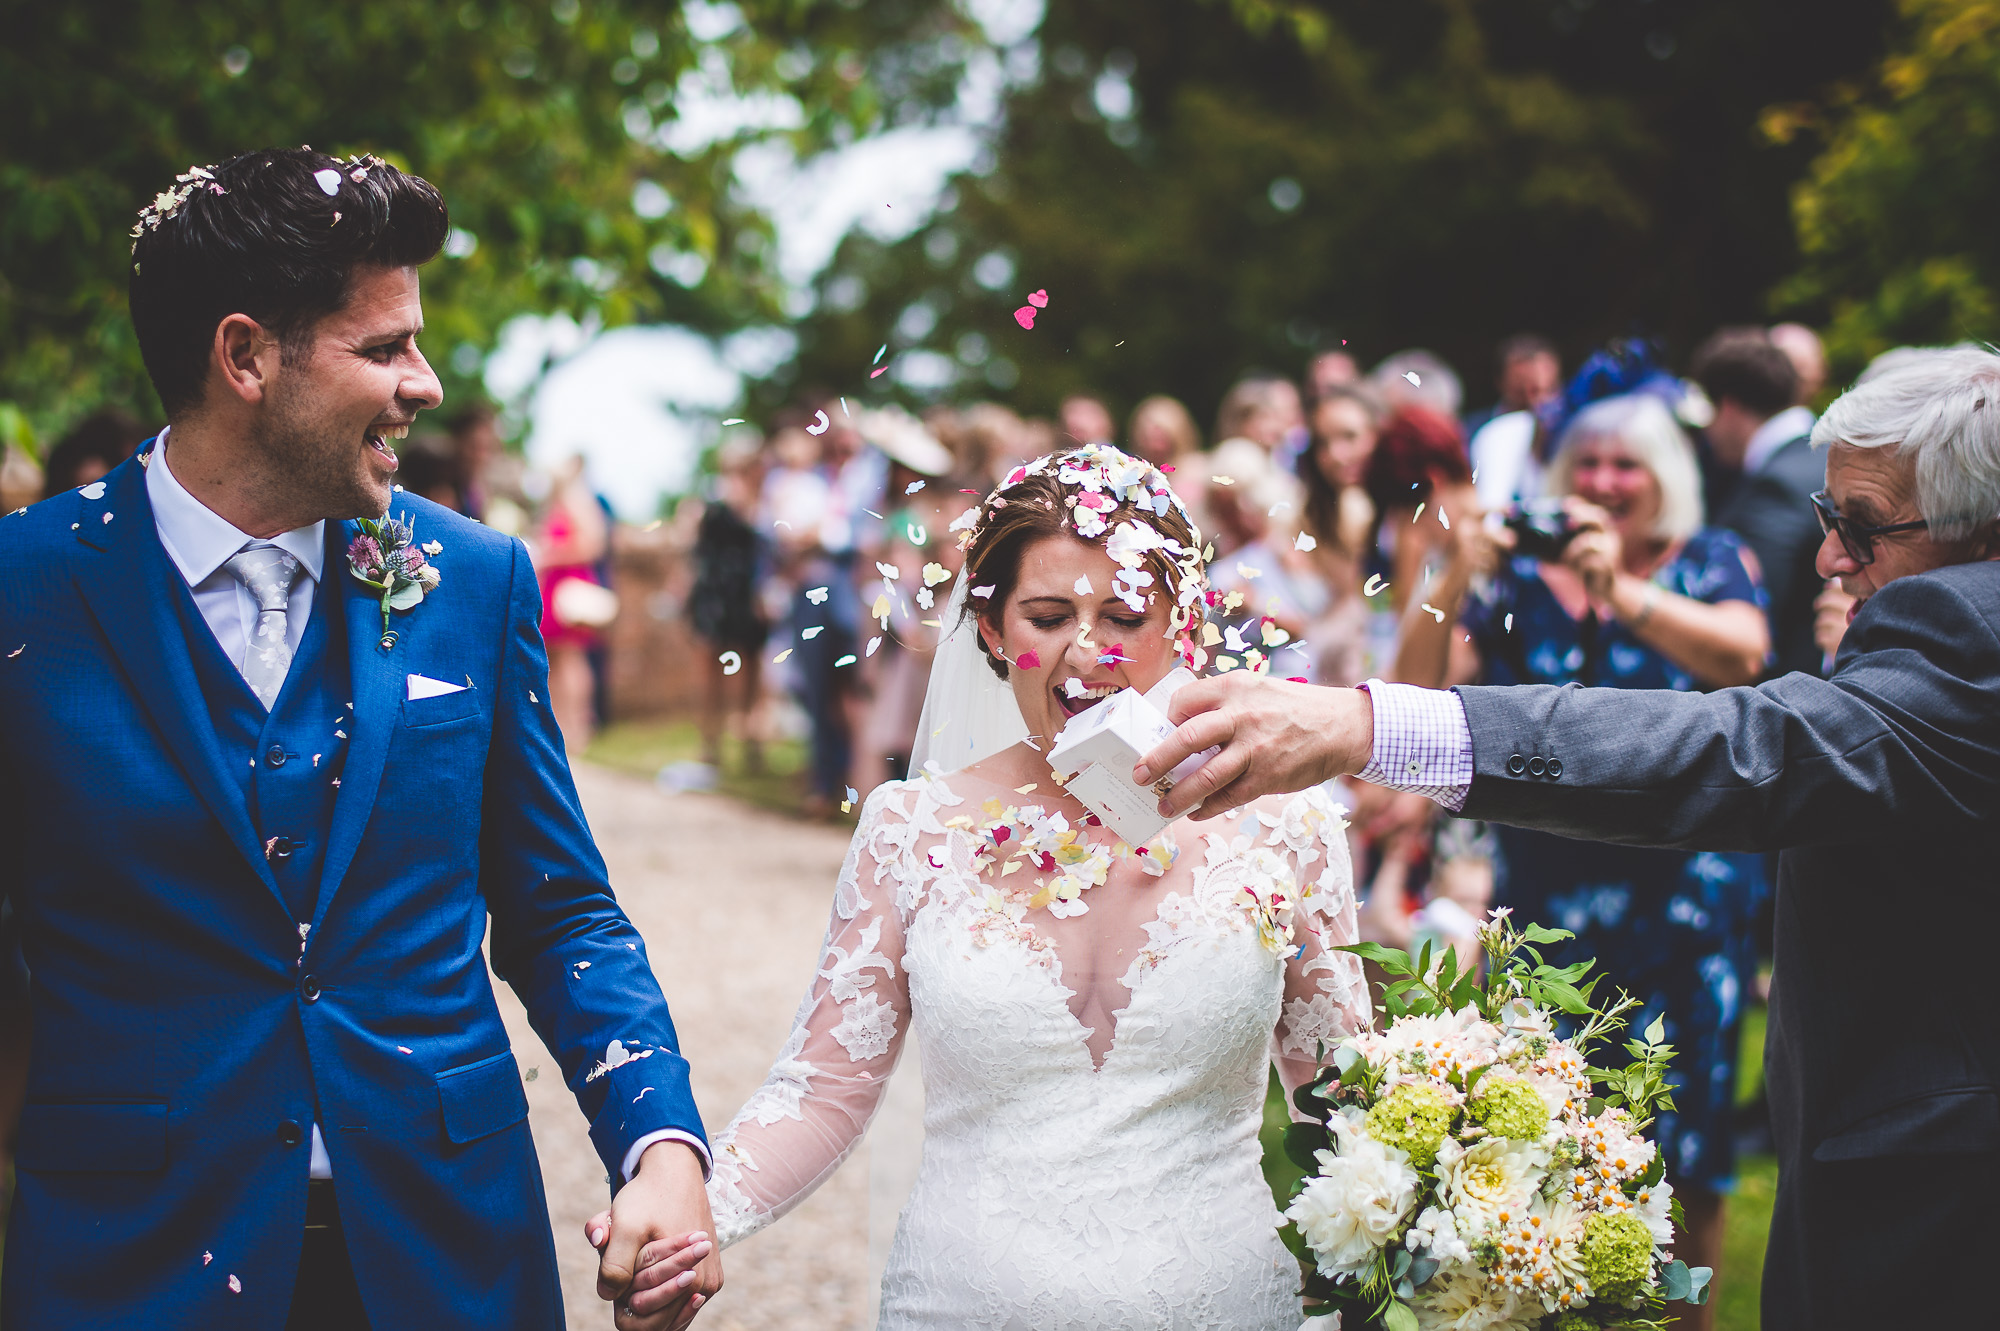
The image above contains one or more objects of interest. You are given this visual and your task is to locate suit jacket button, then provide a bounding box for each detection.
[1546,758,1563,779]
[1527,756,1547,777]
[279,1120,303,1147]
[265,745,288,769]
[1506,754,1526,776]
[300,974,321,1003]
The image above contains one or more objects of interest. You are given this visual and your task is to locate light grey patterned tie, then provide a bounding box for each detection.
[224,544,302,710]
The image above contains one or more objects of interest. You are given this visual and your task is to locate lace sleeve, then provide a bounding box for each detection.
[707,785,920,1246]
[1261,787,1369,1102]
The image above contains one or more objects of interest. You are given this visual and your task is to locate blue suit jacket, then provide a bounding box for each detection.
[0,451,705,1329]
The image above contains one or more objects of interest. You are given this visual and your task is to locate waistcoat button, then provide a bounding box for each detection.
[278,1120,303,1147]
[265,745,288,768]
[300,974,321,1002]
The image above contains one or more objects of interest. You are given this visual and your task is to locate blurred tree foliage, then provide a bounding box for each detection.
[1770,0,2000,378]
[0,0,976,445]
[790,0,1891,429]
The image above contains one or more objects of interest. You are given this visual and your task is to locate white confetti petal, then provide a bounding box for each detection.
[313,169,342,196]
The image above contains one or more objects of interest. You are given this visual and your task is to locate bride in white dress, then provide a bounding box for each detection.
[706,446,1368,1328]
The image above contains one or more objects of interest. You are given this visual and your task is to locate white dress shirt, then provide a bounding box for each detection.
[148,430,336,1178]
[148,432,706,1185]
[1742,404,1817,478]
[1356,680,1476,812]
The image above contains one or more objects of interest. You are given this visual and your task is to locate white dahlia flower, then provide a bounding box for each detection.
[1413,1263,1537,1331]
[1435,1134,1548,1237]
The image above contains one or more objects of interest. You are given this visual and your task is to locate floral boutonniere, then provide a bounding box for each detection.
[347,514,442,649]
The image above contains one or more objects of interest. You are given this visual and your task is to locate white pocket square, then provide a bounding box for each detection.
[407,673,468,700]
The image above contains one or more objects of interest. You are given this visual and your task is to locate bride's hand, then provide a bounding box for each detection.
[586,1140,723,1329]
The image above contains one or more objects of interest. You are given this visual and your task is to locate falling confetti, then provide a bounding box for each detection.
[1295,532,1318,552]
[835,654,857,667]
[1363,574,1388,598]
[1421,603,1446,623]
[867,636,883,657]
[528,692,538,703]
[773,648,793,664]
[1014,782,1038,794]
[1015,650,1042,669]
[1504,613,1515,633]
[634,1087,654,1102]
[873,343,888,365]
[1014,305,1038,330]
[1437,507,1450,530]
[905,480,925,495]
[806,409,831,436]
[228,1275,242,1294]
[5,646,20,659]
[871,367,887,378]
[719,651,742,675]
[971,584,995,599]
[1027,289,1048,308]
[807,586,830,604]
[1074,575,1093,595]
[1404,371,1422,386]
[1412,503,1426,523]
[397,1046,413,1054]
[722,418,745,425]
[203,1251,213,1266]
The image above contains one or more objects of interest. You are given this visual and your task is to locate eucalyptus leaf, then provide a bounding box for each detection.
[1660,1259,1691,1301]
[387,582,426,611]
[1390,1249,1411,1278]
[1408,1255,1438,1287]
[1686,1265,1713,1304]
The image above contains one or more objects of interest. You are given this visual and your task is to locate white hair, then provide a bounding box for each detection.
[1370,349,1463,417]
[1814,346,2000,540]
[1544,394,1704,543]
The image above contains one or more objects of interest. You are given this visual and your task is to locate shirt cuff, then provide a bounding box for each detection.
[1354,680,1474,813]
[622,1129,713,1184]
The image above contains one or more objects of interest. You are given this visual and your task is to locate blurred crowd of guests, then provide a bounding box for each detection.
[669,320,1855,1321]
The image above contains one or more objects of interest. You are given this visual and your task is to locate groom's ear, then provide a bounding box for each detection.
[212,313,284,408]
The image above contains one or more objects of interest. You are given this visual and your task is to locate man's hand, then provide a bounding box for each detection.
[1134,673,1374,820]
[584,1141,723,1331]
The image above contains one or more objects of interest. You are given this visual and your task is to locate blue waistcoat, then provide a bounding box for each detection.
[172,559,352,927]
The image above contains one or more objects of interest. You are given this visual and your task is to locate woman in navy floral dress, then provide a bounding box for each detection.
[1394,392,1771,1318]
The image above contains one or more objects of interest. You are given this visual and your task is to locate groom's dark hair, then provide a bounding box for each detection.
[128,147,450,418]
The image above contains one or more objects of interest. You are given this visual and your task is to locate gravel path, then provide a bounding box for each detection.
[491,763,914,1331]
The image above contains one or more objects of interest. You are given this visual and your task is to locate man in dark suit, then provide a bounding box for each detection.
[0,150,718,1329]
[1692,330,1828,678]
[1137,347,2000,1327]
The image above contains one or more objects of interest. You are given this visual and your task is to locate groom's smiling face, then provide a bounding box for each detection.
[256,262,442,521]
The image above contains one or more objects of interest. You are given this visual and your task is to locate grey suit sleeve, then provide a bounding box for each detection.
[1456,569,2000,852]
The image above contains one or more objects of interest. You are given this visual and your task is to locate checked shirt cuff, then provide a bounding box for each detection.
[1354,680,1474,813]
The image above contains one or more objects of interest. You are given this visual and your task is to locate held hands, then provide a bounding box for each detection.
[585,1141,723,1331]
[1132,673,1374,820]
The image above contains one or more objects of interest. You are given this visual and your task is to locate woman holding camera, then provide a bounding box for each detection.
[1392,391,1770,1331]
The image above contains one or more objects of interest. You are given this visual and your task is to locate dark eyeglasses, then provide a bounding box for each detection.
[1810,490,1929,565]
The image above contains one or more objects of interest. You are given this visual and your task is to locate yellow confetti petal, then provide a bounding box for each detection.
[1014,783,1037,794]
[773,648,793,663]
[871,593,891,618]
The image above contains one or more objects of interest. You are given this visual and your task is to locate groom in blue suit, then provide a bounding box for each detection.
[0,150,720,1328]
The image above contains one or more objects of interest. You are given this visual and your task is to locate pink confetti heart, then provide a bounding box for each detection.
[1014,650,1041,669]
[870,366,887,378]
[1013,306,1037,330]
[1027,289,1048,308]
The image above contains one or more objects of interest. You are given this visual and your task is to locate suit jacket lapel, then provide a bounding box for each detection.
[316,520,403,929]
[68,452,288,912]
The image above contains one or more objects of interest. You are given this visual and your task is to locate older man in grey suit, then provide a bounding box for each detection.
[1137,348,2000,1329]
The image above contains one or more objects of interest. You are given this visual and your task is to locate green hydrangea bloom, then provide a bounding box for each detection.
[1466,1075,1550,1142]
[1364,1083,1455,1168]
[1581,1211,1654,1300]
[1552,1314,1596,1331]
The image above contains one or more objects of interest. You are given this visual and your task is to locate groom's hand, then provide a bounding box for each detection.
[586,1141,722,1330]
[1133,674,1374,820]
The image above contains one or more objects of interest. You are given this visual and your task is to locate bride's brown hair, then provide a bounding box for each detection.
[957,450,1204,681]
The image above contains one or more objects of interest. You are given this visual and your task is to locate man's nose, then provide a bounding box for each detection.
[402,345,445,412]
[1814,526,1856,581]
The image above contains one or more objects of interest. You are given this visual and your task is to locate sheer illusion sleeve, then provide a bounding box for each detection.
[707,785,922,1246]
[1259,788,1370,1101]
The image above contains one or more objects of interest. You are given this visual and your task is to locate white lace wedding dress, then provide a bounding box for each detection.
[707,767,1368,1329]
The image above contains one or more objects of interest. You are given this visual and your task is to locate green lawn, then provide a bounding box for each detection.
[1259,1001,1777,1330]
[585,718,828,819]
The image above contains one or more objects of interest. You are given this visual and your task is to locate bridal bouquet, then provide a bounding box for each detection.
[1279,910,1711,1331]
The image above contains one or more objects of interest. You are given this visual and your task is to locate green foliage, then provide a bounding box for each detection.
[1772,0,2000,377]
[0,0,977,442]
[790,0,1891,424]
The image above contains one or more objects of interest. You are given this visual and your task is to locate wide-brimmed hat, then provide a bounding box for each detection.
[859,405,955,477]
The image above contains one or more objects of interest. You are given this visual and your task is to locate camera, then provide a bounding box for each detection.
[1503,500,1579,562]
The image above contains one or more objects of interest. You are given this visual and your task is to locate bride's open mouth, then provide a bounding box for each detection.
[1055,680,1121,720]
[366,422,409,466]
